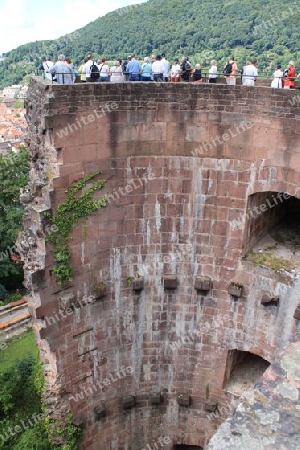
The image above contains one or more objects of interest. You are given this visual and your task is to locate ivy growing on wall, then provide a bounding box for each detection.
[45,171,107,286]
[35,357,83,450]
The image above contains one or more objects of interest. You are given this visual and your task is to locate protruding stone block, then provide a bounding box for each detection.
[72,417,84,428]
[39,327,47,339]
[163,275,178,289]
[59,292,75,310]
[177,392,190,406]
[31,269,46,290]
[205,398,218,412]
[91,282,106,300]
[228,282,243,297]
[122,395,135,409]
[261,293,279,305]
[150,393,162,405]
[132,278,144,292]
[94,404,107,420]
[194,276,212,292]
[293,304,300,320]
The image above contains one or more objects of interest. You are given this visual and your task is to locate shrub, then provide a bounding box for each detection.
[0,284,8,301]
[8,290,23,302]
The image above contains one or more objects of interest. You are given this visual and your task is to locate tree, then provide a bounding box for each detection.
[0,146,29,289]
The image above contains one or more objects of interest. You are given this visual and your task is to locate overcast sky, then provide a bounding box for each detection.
[0,0,147,54]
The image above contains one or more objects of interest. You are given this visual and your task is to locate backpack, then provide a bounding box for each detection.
[223,62,233,75]
[185,60,192,71]
[122,60,128,73]
[90,61,100,80]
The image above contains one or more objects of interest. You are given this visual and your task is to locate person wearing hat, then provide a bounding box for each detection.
[110,60,124,83]
[171,58,180,82]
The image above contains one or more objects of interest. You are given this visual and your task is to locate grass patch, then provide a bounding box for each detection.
[247,251,294,271]
[0,328,38,372]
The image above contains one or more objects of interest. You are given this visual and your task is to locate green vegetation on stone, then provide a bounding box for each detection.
[247,250,294,271]
[45,171,107,286]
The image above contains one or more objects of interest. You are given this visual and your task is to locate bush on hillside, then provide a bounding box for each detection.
[0,284,8,301]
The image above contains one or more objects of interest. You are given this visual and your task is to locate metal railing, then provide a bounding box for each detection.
[36,69,300,86]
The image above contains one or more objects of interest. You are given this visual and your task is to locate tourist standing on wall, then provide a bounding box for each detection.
[122,55,131,81]
[208,59,217,83]
[224,56,238,85]
[78,57,88,82]
[83,55,94,82]
[65,57,76,83]
[41,56,54,81]
[192,64,202,82]
[242,58,258,86]
[141,57,152,81]
[284,61,296,89]
[180,57,192,82]
[241,61,251,85]
[161,53,170,82]
[126,54,142,81]
[97,57,110,82]
[50,54,74,85]
[110,61,124,82]
[271,64,283,88]
[152,54,165,82]
[170,58,180,82]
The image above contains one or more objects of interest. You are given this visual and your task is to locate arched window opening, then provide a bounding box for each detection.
[223,350,270,397]
[242,192,300,275]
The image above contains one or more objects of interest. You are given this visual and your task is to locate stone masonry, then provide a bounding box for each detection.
[21,77,300,449]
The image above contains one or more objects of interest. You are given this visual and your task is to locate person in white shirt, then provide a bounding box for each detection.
[83,55,94,82]
[170,58,180,82]
[110,61,124,83]
[152,55,165,82]
[209,59,217,83]
[242,58,258,86]
[271,64,283,88]
[42,56,54,81]
[97,57,110,82]
[161,53,170,82]
[241,61,251,85]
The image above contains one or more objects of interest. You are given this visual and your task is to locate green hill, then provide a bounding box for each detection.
[0,0,299,87]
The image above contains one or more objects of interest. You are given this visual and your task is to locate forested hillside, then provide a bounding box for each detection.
[0,0,299,87]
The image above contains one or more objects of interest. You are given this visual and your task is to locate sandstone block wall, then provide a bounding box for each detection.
[22,78,300,449]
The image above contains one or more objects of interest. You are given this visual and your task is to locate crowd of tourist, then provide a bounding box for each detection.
[40,53,299,89]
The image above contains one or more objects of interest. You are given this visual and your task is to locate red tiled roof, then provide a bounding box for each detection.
[9,297,28,307]
[0,312,31,329]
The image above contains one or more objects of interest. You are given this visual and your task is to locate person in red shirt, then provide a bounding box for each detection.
[284,61,296,88]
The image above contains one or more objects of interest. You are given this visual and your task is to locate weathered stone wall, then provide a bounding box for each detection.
[207,324,300,450]
[22,78,300,449]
